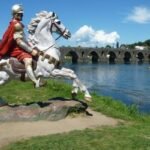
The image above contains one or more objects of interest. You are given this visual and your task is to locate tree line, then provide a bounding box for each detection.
[125,39,150,49]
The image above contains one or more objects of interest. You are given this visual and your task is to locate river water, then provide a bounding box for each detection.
[64,63,150,113]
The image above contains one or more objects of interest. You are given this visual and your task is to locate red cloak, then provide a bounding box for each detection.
[0,20,17,58]
[0,20,31,61]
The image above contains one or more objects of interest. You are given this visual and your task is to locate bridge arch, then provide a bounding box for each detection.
[148,54,150,62]
[64,50,79,64]
[108,51,117,64]
[88,51,99,63]
[137,52,144,63]
[124,51,131,64]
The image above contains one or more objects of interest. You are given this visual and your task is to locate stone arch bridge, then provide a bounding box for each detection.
[60,47,150,64]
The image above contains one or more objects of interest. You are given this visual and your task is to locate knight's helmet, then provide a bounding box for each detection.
[11,4,24,16]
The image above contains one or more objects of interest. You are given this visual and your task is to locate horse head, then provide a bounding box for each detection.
[27,11,71,51]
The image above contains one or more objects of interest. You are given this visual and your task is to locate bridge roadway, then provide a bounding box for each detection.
[60,47,150,64]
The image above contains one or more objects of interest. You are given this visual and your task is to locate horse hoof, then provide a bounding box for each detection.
[39,79,47,87]
[71,92,77,100]
[84,96,92,102]
[34,79,47,88]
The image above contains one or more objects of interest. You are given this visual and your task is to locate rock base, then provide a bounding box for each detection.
[0,98,88,121]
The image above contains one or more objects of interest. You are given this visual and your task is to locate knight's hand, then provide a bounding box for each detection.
[31,49,38,56]
[63,30,71,39]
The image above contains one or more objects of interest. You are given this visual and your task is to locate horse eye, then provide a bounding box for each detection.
[56,20,61,25]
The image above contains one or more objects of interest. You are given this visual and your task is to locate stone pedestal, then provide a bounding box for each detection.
[0,98,88,121]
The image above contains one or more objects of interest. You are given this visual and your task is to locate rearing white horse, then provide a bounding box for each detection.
[0,11,92,101]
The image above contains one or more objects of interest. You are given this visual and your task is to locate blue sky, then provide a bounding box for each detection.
[0,0,150,47]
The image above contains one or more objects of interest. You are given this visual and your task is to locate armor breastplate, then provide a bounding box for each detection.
[13,21,25,40]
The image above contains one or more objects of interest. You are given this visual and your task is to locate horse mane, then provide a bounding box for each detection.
[28,11,57,35]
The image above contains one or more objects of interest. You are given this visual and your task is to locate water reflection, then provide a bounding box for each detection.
[64,63,150,113]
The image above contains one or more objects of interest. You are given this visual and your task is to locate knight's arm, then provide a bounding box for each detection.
[13,23,32,53]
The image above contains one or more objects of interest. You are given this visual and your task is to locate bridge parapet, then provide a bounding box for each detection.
[60,47,150,64]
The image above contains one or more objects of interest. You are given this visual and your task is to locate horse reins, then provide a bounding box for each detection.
[41,21,66,51]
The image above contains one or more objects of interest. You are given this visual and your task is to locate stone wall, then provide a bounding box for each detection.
[60,47,150,64]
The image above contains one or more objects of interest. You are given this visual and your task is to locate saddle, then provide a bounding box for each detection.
[9,57,37,74]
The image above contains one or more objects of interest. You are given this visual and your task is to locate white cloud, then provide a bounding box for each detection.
[71,25,120,47]
[126,6,150,24]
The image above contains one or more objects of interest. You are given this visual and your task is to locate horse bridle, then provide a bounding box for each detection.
[41,19,67,51]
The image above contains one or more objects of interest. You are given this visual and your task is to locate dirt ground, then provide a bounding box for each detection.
[0,109,121,148]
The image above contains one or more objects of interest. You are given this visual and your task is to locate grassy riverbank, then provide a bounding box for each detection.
[1,79,150,150]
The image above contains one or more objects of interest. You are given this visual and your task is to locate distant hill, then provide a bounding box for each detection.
[125,39,150,49]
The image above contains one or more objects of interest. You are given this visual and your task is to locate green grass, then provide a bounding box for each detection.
[89,93,150,122]
[0,79,81,104]
[3,124,150,150]
[1,79,150,150]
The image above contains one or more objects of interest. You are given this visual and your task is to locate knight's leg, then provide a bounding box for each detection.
[51,67,92,101]
[23,58,40,88]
